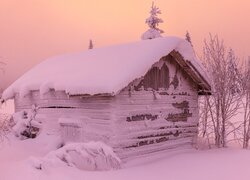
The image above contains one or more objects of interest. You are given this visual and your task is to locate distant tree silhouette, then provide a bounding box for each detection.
[88,39,94,49]
[185,31,193,47]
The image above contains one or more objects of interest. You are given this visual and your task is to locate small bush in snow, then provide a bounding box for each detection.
[12,105,41,139]
[0,113,12,142]
[29,142,121,171]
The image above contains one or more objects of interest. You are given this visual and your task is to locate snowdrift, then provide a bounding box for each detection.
[29,142,121,171]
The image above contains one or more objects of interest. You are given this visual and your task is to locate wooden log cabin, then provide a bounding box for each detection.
[2,37,211,161]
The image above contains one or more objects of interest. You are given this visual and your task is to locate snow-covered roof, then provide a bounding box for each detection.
[2,36,211,100]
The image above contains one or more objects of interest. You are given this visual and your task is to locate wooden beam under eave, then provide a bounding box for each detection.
[169,50,211,93]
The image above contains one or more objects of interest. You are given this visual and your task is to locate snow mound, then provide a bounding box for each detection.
[12,106,41,139]
[2,36,211,100]
[141,29,162,40]
[28,142,121,171]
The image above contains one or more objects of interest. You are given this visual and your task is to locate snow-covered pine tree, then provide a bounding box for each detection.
[88,39,93,49]
[185,31,193,47]
[141,2,164,40]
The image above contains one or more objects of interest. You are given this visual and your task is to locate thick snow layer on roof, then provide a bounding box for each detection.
[2,36,210,100]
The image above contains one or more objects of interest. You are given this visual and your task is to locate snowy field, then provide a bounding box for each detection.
[1,137,250,180]
[1,101,250,180]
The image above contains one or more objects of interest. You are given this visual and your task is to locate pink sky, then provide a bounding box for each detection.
[0,0,250,90]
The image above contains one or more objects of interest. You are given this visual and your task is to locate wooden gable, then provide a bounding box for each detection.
[127,50,210,95]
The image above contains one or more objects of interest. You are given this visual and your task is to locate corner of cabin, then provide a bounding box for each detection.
[112,52,204,160]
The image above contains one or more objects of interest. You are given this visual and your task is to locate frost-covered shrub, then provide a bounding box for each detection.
[29,142,121,171]
[0,113,12,142]
[12,105,41,139]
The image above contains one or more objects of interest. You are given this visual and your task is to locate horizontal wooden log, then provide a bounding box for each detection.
[116,93,197,101]
[114,137,194,161]
[114,120,198,133]
[118,88,197,96]
[112,132,196,149]
[115,107,198,116]
[113,126,197,140]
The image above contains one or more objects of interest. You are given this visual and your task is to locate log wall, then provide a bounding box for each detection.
[14,91,115,144]
[112,90,198,160]
[111,55,199,160]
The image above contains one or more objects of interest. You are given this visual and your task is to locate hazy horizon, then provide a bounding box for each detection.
[1,0,250,90]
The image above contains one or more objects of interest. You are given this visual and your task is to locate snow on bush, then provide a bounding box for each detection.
[12,105,42,139]
[28,142,121,171]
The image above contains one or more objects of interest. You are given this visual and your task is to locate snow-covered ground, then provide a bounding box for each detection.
[1,133,250,180]
[1,100,250,180]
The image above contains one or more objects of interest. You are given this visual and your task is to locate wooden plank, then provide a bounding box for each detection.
[114,137,194,160]
[113,126,197,139]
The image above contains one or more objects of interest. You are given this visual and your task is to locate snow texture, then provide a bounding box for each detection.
[28,142,121,171]
[12,108,41,138]
[2,36,210,100]
[141,29,162,40]
[1,141,250,180]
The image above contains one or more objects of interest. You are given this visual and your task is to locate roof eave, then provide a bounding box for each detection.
[170,50,212,95]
